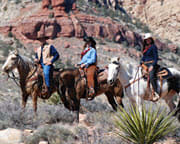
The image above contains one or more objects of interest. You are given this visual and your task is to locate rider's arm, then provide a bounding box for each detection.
[84,49,97,68]
[35,53,38,59]
[140,55,145,64]
[152,45,158,66]
[50,45,59,63]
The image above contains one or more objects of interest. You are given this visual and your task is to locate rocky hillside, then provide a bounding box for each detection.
[0,1,180,144]
[121,0,180,45]
[88,0,180,45]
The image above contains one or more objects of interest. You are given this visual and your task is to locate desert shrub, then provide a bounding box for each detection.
[65,59,75,68]
[48,4,53,10]
[177,46,180,56]
[24,124,76,144]
[15,0,21,4]
[122,41,128,48]
[48,12,54,19]
[34,0,42,2]
[3,6,7,11]
[0,40,13,56]
[0,98,75,130]
[81,99,112,113]
[134,45,141,51]
[8,31,13,37]
[114,104,177,144]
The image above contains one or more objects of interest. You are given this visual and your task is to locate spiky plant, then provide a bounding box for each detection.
[114,105,178,144]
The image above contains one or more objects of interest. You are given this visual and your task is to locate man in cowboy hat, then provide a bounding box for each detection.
[140,33,159,100]
[34,37,59,97]
[78,36,97,99]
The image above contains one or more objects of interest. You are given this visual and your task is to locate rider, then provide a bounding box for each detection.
[34,37,59,97]
[140,33,159,100]
[78,36,97,99]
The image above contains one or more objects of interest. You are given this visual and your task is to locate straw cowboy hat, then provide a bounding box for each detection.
[143,33,153,40]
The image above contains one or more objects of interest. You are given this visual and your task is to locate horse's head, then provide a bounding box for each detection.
[107,57,120,85]
[2,49,19,73]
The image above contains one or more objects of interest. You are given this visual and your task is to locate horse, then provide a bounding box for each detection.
[2,50,61,114]
[58,67,124,122]
[107,57,180,118]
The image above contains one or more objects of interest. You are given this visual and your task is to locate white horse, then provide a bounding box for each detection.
[107,57,180,116]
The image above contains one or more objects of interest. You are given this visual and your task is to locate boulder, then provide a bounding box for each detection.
[0,128,22,144]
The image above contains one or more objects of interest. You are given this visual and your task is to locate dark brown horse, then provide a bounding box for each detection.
[2,50,61,113]
[58,68,124,122]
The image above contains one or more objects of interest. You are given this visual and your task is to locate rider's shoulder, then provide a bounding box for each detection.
[90,47,96,52]
[151,44,157,49]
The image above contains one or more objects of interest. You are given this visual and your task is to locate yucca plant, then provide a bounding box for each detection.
[114,104,178,144]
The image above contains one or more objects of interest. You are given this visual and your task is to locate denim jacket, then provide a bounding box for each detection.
[140,44,158,66]
[79,47,97,68]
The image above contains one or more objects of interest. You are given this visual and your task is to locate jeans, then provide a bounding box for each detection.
[41,63,52,88]
[149,65,158,93]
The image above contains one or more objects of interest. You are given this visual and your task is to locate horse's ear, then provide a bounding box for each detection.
[117,57,120,61]
[14,48,19,55]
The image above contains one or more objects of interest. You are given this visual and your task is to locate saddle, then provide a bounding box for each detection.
[78,67,107,100]
[31,65,59,99]
[141,63,172,100]
[141,64,172,80]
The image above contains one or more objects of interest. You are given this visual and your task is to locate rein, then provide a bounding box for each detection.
[25,64,38,82]
[125,74,144,89]
[124,66,145,89]
[8,72,20,87]
[7,55,38,87]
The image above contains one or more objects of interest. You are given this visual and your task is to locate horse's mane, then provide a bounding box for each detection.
[18,55,34,71]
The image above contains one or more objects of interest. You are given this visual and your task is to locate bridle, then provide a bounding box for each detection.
[111,61,120,83]
[6,55,38,87]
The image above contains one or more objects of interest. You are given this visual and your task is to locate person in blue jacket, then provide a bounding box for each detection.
[140,33,159,99]
[78,36,97,99]
[34,37,59,97]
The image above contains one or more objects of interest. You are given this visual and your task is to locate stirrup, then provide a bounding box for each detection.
[152,92,160,102]
[87,87,95,101]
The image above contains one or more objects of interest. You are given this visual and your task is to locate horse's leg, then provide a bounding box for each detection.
[32,91,38,116]
[105,91,117,111]
[22,93,28,110]
[115,90,124,108]
[164,90,176,112]
[176,98,180,121]
[174,98,180,116]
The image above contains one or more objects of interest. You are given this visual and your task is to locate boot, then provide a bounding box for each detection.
[87,87,95,100]
[41,86,51,99]
[151,89,159,102]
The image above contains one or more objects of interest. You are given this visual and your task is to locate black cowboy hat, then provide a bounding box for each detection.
[83,36,96,46]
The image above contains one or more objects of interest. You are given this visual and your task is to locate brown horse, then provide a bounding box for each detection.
[58,67,124,122]
[2,50,61,113]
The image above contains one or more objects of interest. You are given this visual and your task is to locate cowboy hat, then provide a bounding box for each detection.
[143,33,153,40]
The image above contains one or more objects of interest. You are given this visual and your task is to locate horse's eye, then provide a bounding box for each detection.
[11,57,17,60]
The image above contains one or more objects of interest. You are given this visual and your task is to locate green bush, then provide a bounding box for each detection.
[47,92,61,105]
[48,12,54,19]
[114,104,177,144]
[0,40,13,56]
[8,31,13,37]
[3,6,7,11]
[34,0,42,2]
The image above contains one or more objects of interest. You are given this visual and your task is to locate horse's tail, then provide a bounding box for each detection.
[169,68,180,76]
